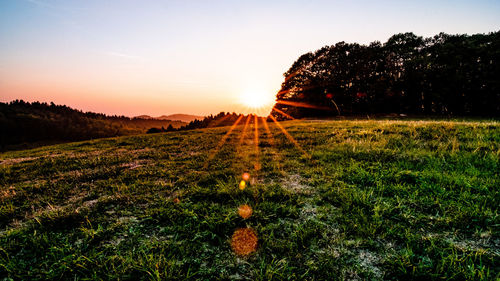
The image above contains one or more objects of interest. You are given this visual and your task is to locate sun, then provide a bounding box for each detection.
[239,90,274,109]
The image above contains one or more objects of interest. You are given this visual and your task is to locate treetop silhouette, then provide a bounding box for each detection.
[272,31,500,119]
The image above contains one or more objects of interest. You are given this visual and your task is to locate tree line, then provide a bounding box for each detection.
[0,100,184,150]
[271,31,500,119]
[147,112,257,133]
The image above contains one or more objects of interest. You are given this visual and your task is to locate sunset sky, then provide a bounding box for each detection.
[1,0,499,117]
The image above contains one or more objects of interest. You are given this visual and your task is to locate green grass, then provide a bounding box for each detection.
[0,119,498,280]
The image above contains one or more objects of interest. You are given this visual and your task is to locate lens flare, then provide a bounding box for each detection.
[238,204,253,219]
[239,180,246,190]
[231,227,258,256]
[253,163,261,171]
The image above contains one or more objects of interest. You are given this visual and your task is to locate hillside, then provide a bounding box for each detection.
[0,100,185,150]
[0,119,498,280]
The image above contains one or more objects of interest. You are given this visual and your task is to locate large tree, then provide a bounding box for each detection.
[271,31,500,119]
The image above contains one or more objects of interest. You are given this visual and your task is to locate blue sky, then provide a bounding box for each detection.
[1,0,499,116]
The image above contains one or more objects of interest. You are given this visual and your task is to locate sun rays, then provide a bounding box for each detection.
[275,100,331,111]
[192,106,314,257]
[203,109,311,171]
[238,115,251,147]
[271,106,295,120]
[261,117,275,146]
[203,115,244,169]
[253,115,261,171]
[268,115,311,159]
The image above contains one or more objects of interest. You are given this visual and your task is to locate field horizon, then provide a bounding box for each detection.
[1,118,498,280]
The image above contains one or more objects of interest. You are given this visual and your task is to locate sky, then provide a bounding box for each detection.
[1,0,499,117]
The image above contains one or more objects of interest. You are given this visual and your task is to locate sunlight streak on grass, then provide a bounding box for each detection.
[269,115,310,159]
[262,118,275,146]
[253,115,261,171]
[238,115,251,147]
[203,115,244,168]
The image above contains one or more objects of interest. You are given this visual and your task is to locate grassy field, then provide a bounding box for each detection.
[0,119,498,280]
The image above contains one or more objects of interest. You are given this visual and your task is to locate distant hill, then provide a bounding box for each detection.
[135,115,154,119]
[134,114,203,123]
[157,114,203,123]
[0,100,186,151]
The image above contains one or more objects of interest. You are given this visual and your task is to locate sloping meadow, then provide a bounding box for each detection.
[0,119,498,280]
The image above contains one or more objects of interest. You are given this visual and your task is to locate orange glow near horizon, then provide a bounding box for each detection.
[237,88,275,116]
[239,89,274,109]
[0,79,278,117]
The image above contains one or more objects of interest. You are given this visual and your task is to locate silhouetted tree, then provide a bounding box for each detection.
[271,31,500,119]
